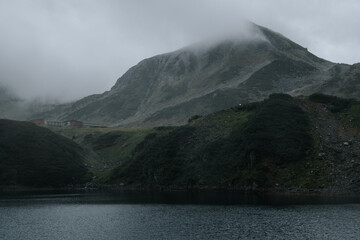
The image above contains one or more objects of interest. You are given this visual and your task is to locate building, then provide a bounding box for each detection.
[30,119,83,127]
[31,119,45,125]
[66,120,83,127]
[45,120,65,127]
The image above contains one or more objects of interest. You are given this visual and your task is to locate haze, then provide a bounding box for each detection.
[0,0,359,102]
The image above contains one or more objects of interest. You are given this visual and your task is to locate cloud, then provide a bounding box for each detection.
[0,0,359,102]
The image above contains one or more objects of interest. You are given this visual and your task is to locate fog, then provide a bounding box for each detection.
[0,0,359,102]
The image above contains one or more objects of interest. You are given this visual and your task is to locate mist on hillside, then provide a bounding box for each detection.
[0,1,261,103]
[0,0,359,104]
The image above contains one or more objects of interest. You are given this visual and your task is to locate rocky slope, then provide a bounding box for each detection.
[32,23,360,127]
[298,94,360,193]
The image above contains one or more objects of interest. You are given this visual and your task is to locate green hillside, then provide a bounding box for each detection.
[47,125,175,182]
[107,94,360,192]
[36,93,360,193]
[109,94,315,188]
[0,119,90,187]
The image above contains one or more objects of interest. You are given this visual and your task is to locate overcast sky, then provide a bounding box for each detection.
[1,0,360,102]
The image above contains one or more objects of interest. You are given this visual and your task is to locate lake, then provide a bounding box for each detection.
[1,191,360,239]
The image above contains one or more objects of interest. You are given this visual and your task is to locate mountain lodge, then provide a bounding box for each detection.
[31,119,83,127]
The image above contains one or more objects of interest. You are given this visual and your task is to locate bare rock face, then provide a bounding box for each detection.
[33,23,359,126]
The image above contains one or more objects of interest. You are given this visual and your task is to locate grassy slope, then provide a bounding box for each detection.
[0,119,90,187]
[48,126,174,182]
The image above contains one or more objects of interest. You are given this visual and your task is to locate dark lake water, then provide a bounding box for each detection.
[1,191,360,239]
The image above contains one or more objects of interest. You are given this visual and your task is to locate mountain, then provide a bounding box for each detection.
[0,119,90,187]
[34,23,359,126]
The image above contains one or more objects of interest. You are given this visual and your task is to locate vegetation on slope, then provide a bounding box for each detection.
[47,126,174,182]
[109,94,313,188]
[0,119,90,187]
[309,93,353,113]
[31,92,360,192]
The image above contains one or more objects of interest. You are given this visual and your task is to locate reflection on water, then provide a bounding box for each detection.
[2,190,360,205]
[1,191,360,240]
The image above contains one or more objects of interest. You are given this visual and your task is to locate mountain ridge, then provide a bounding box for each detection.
[20,23,360,126]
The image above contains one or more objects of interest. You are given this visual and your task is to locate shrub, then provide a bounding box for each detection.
[240,93,312,165]
[188,115,202,123]
[309,93,353,113]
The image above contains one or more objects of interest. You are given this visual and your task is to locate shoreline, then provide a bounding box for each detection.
[1,184,358,198]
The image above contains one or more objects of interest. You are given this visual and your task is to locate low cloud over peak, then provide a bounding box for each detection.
[0,0,359,102]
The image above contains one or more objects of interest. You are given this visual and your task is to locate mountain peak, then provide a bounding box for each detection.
[30,23,358,126]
